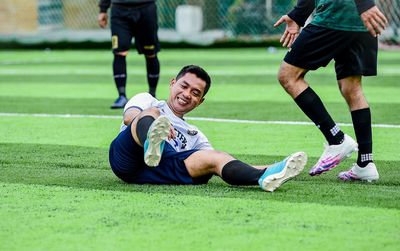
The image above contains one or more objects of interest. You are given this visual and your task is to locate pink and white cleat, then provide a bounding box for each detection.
[309,134,358,176]
[338,162,379,182]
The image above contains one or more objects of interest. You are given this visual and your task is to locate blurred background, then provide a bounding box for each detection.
[1,0,399,48]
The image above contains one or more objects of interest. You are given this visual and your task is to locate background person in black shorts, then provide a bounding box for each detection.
[98,0,160,109]
[274,0,388,182]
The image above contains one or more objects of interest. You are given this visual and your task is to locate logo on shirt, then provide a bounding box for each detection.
[187,129,198,136]
[174,128,187,150]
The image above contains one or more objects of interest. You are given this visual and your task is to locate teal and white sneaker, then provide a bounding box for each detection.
[144,115,171,167]
[258,152,307,192]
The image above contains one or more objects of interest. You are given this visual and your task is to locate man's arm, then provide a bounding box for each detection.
[287,0,385,28]
[273,0,314,48]
[287,0,315,27]
[354,0,388,37]
[123,108,142,126]
[122,93,158,126]
[98,0,111,28]
[99,0,111,13]
[354,0,375,14]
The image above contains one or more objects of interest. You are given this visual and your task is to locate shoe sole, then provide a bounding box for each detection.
[261,152,308,192]
[309,146,358,176]
[338,174,379,183]
[340,177,379,183]
[144,116,170,167]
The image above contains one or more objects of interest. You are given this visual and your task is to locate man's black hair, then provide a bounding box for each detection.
[175,65,211,97]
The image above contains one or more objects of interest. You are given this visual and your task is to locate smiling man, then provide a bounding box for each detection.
[109,65,308,192]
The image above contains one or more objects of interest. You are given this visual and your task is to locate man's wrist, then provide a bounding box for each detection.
[287,10,305,27]
[99,6,108,13]
[354,0,375,14]
[287,0,315,27]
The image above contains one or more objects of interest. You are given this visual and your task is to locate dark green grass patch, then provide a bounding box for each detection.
[1,143,399,209]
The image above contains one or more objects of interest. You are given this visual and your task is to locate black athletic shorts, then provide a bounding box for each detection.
[109,124,212,185]
[284,24,378,80]
[110,2,160,55]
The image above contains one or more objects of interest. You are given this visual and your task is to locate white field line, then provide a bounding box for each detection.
[1,112,400,129]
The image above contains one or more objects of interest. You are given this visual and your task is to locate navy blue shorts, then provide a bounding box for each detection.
[284,24,377,80]
[109,124,212,185]
[110,2,160,55]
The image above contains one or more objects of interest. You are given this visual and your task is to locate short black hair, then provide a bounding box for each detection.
[175,65,211,97]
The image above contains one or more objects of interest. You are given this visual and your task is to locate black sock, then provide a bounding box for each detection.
[113,54,127,97]
[221,160,266,185]
[351,108,373,167]
[295,87,344,145]
[136,116,155,145]
[145,56,160,97]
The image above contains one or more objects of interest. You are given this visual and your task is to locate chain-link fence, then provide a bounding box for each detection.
[377,0,400,44]
[157,0,292,36]
[1,0,399,45]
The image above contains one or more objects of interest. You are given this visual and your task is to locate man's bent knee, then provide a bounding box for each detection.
[277,62,308,98]
[137,107,160,120]
[115,51,129,56]
[145,53,157,59]
[185,150,235,177]
[338,76,362,95]
[277,63,290,86]
[278,62,303,84]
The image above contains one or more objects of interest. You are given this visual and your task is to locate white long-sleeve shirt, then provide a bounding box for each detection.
[121,93,213,152]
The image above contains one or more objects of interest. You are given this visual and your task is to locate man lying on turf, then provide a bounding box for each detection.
[109,65,307,192]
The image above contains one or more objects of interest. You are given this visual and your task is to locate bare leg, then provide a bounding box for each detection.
[184,150,307,191]
[337,76,368,111]
[184,150,235,177]
[278,61,352,176]
[338,76,374,168]
[277,61,309,98]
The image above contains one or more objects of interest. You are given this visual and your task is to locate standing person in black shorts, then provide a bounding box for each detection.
[274,0,388,182]
[98,0,160,109]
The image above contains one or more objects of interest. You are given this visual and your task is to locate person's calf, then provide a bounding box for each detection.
[221,160,266,185]
[133,108,160,146]
[113,53,128,97]
[338,77,368,110]
[145,54,160,97]
[136,116,156,146]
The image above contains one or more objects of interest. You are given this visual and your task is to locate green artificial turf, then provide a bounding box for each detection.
[0,49,399,251]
